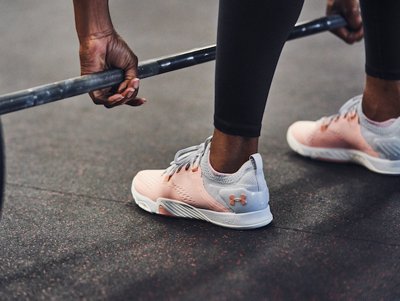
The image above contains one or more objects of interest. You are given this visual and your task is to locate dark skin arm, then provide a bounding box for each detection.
[327,0,363,44]
[73,0,145,108]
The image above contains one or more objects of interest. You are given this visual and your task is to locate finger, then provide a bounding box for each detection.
[345,7,363,31]
[118,87,136,104]
[332,25,363,44]
[125,97,147,107]
[103,93,126,108]
[90,89,112,105]
[117,81,128,93]
[349,29,364,42]
[120,78,140,100]
[116,78,137,98]
[103,93,146,108]
[331,27,354,44]
[103,78,140,108]
[101,100,120,108]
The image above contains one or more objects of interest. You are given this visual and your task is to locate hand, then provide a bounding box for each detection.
[79,31,146,108]
[326,0,363,44]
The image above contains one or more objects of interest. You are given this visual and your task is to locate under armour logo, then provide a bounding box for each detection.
[229,194,247,206]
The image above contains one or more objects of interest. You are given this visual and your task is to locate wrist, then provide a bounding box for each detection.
[78,28,116,43]
[73,0,115,42]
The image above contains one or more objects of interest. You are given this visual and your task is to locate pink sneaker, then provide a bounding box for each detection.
[287,95,400,175]
[131,137,273,229]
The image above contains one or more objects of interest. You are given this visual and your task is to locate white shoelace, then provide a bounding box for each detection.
[321,95,361,128]
[163,136,212,178]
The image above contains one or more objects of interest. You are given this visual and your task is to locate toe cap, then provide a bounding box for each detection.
[133,170,165,201]
[288,121,318,146]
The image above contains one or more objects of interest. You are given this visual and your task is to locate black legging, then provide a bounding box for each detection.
[214,0,400,138]
[361,0,400,80]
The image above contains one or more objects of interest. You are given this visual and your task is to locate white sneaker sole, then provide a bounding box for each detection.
[287,126,400,175]
[131,184,273,230]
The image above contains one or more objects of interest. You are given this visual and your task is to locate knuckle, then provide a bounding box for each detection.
[90,94,104,105]
[346,8,360,17]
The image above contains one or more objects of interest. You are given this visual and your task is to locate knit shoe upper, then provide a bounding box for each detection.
[287,95,400,174]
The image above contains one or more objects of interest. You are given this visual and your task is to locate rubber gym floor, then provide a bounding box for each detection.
[0,1,399,300]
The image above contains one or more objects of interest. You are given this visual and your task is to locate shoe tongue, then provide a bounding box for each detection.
[339,95,362,114]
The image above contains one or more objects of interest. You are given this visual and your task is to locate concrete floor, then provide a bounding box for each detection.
[0,1,399,300]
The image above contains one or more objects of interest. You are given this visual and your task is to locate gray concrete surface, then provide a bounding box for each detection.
[0,1,399,300]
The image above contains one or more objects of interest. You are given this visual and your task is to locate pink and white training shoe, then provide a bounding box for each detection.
[287,95,400,175]
[131,137,273,229]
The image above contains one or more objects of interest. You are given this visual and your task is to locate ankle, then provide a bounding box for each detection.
[209,129,258,174]
[362,75,400,122]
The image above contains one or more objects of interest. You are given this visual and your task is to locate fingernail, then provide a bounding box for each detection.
[127,90,135,98]
[133,79,140,89]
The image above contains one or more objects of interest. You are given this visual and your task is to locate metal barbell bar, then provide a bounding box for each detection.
[0,15,346,115]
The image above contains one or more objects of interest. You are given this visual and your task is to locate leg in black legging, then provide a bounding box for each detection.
[210,0,304,172]
[214,0,304,138]
[360,0,400,121]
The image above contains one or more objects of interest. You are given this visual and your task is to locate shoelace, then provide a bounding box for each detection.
[163,136,212,179]
[321,95,361,128]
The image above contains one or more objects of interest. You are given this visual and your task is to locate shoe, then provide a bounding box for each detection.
[287,95,400,175]
[131,137,273,229]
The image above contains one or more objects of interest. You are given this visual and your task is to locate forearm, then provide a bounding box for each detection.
[73,0,114,42]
